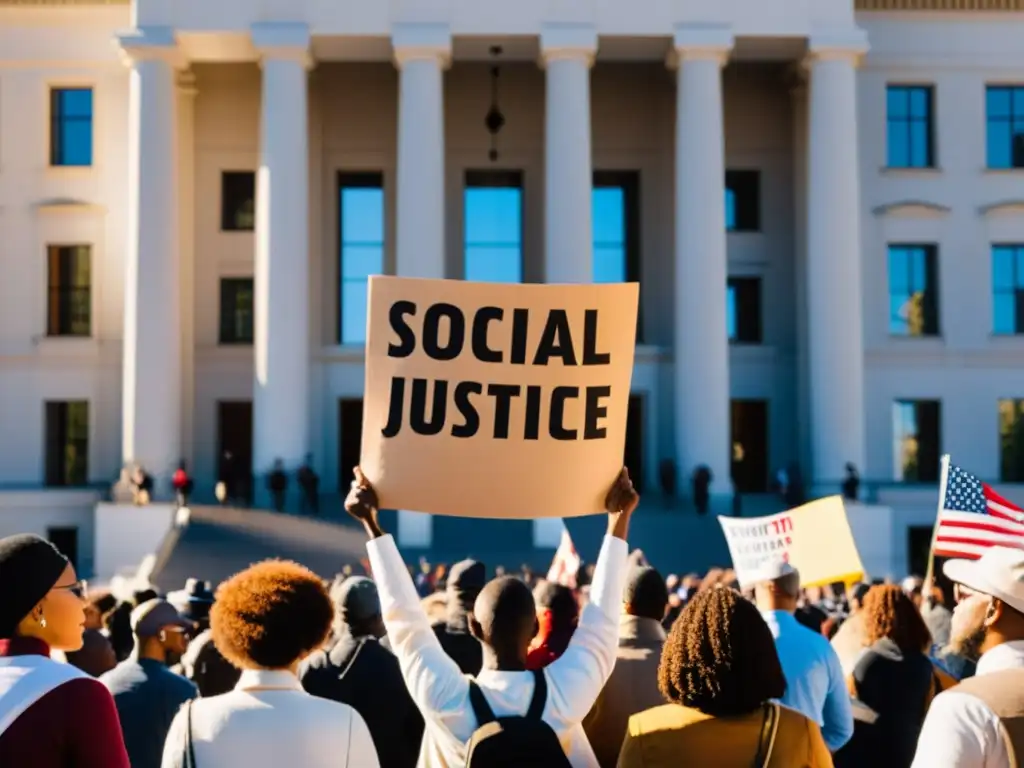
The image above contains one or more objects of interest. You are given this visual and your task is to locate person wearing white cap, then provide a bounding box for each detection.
[910,546,1024,768]
[754,559,854,753]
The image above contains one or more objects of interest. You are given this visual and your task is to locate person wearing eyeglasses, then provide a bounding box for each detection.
[101,599,198,768]
[0,533,130,767]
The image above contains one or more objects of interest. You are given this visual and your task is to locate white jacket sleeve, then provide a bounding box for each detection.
[545,535,628,724]
[367,535,470,725]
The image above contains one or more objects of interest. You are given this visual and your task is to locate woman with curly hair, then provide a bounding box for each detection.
[160,560,379,767]
[834,584,952,768]
[618,587,831,767]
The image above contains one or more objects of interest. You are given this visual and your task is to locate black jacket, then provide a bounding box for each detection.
[301,632,423,768]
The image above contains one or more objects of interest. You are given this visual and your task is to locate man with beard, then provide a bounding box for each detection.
[911,547,1024,768]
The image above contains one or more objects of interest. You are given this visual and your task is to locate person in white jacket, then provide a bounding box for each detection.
[161,560,379,768]
[345,466,638,768]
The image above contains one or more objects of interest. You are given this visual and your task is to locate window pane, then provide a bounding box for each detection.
[1016,247,1024,285]
[341,245,383,281]
[889,248,908,292]
[594,245,626,284]
[221,172,256,231]
[465,247,522,283]
[994,294,1016,335]
[61,122,92,166]
[910,249,926,290]
[725,189,737,230]
[465,188,522,244]
[988,120,1012,169]
[892,401,918,481]
[341,188,385,243]
[887,87,909,119]
[994,247,1015,289]
[890,295,910,335]
[341,280,369,345]
[592,188,625,245]
[988,87,1012,118]
[888,123,909,168]
[910,88,930,119]
[910,122,931,167]
[727,285,737,340]
[59,89,92,118]
[1014,88,1024,114]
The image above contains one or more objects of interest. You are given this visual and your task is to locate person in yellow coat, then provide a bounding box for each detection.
[618,587,833,767]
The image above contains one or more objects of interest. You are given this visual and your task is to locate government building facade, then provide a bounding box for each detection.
[1,0,1023,567]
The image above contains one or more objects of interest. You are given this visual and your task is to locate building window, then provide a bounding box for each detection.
[46,245,91,337]
[993,244,1024,335]
[44,401,88,487]
[221,172,256,231]
[889,244,940,337]
[986,86,1024,170]
[886,85,935,169]
[338,172,384,345]
[892,400,941,482]
[219,278,253,345]
[727,277,762,344]
[49,87,93,167]
[999,399,1024,482]
[593,171,642,340]
[725,171,760,232]
[464,170,523,283]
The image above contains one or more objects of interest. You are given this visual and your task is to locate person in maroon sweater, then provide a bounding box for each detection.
[0,534,129,767]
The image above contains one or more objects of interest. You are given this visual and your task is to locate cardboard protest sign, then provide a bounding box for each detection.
[360,276,638,519]
[718,496,864,588]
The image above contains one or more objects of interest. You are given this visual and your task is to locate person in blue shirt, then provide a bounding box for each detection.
[755,561,854,752]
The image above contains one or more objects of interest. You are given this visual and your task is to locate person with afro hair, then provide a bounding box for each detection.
[618,587,832,767]
[159,560,379,767]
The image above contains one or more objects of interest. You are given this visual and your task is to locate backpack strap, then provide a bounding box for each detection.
[468,680,496,727]
[527,669,548,721]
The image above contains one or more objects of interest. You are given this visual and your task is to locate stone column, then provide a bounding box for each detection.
[805,35,868,488]
[394,23,449,281]
[540,24,596,284]
[392,24,450,547]
[670,26,733,502]
[118,27,183,495]
[251,23,313,498]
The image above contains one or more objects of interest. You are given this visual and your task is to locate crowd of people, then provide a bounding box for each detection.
[0,466,1023,766]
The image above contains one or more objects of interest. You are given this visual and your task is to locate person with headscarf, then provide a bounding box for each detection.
[0,534,130,767]
[527,580,579,669]
[431,558,486,675]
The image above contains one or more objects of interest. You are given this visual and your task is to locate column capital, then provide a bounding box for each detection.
[805,28,870,67]
[251,22,314,70]
[176,70,198,98]
[392,22,452,69]
[115,26,186,69]
[667,24,733,69]
[539,22,597,68]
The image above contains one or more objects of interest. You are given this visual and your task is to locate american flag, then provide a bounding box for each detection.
[935,461,1024,559]
[546,522,581,588]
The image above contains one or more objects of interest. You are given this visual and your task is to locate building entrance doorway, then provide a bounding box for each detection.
[217,401,252,503]
[338,399,364,490]
[731,400,769,493]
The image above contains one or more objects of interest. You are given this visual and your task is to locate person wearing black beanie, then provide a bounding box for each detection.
[0,534,129,767]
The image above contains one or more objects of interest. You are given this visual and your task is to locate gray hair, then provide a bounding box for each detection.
[773,569,801,599]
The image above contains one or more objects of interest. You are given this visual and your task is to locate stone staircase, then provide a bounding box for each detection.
[147,493,786,589]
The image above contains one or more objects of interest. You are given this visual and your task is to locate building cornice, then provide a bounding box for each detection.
[856,0,1023,10]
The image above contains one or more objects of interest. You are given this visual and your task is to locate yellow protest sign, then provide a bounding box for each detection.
[718,496,865,588]
[360,276,639,519]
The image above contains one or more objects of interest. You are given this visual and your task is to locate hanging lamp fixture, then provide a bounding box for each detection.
[484,45,506,161]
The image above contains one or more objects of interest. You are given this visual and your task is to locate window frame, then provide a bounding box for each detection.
[49,86,94,168]
[463,169,524,284]
[885,84,936,169]
[220,171,256,232]
[992,243,1024,335]
[593,170,642,341]
[218,277,254,345]
[727,276,763,345]
[985,85,1024,170]
[888,243,941,337]
[45,244,92,338]
[725,170,761,232]
[337,171,386,346]
[999,398,1024,482]
[44,400,89,487]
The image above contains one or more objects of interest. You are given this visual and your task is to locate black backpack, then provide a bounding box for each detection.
[465,669,572,768]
